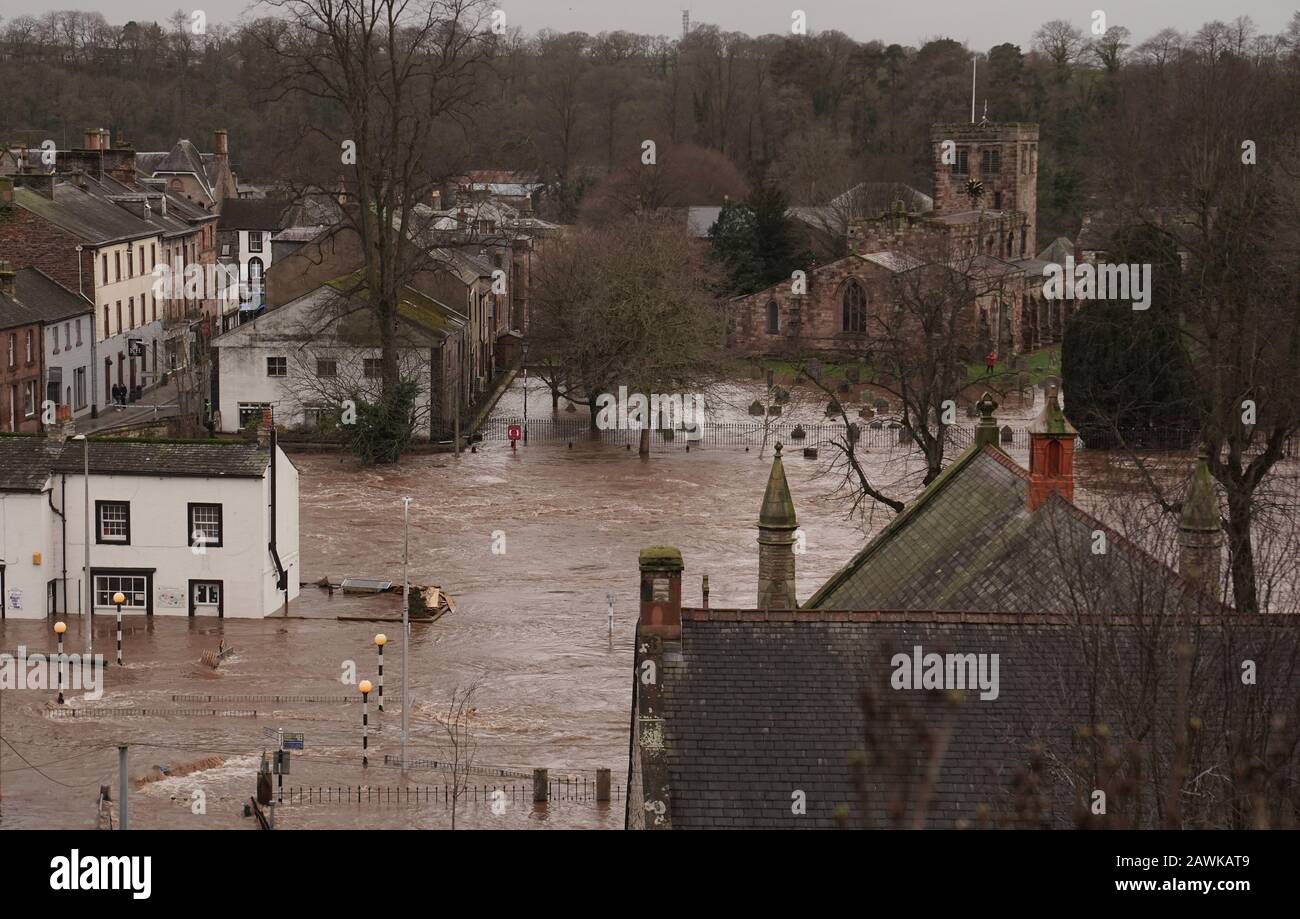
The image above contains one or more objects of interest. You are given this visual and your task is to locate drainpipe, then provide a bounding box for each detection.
[77,245,99,419]
[267,427,287,613]
[48,475,67,614]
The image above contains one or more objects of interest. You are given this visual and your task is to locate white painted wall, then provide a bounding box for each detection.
[0,447,300,619]
[42,312,93,418]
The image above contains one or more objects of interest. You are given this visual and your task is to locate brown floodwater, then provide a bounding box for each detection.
[3,378,1293,829]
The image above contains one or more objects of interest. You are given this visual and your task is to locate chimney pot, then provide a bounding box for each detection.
[1026,384,1077,511]
[214,129,229,157]
[257,407,274,449]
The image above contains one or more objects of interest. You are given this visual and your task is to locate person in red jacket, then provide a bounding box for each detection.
[985,351,997,375]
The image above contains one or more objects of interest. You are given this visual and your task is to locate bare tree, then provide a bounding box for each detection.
[440,679,481,831]
[257,0,492,458]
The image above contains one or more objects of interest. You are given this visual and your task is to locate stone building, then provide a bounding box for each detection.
[728,121,1071,361]
[623,390,1290,829]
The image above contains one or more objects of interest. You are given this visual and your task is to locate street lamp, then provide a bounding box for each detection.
[374,633,387,712]
[113,591,125,665]
[72,434,91,656]
[53,621,67,705]
[359,680,373,767]
[521,340,529,444]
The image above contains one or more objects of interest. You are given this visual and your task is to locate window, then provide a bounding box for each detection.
[114,252,121,281]
[24,380,36,417]
[981,148,1001,175]
[238,403,271,427]
[116,301,122,335]
[766,300,779,335]
[74,367,86,409]
[192,582,221,606]
[949,147,969,175]
[6,334,13,368]
[102,254,109,284]
[102,306,109,339]
[96,501,131,544]
[188,503,223,549]
[150,244,156,269]
[127,248,133,277]
[249,232,263,253]
[25,329,33,362]
[52,325,60,353]
[842,281,867,334]
[316,358,338,378]
[363,358,382,378]
[95,574,146,609]
[266,356,287,377]
[75,319,82,346]
[128,297,135,329]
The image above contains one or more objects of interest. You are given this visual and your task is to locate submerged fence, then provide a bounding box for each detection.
[278,780,622,806]
[481,418,1291,455]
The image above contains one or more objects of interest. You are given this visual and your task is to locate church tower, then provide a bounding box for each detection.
[929,121,1039,255]
[757,443,799,610]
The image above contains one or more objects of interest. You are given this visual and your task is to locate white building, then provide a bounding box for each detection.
[0,425,299,619]
[212,281,466,438]
[216,198,290,332]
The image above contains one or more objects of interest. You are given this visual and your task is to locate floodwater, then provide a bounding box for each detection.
[2,378,1292,829]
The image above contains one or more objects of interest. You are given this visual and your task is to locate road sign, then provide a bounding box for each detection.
[507,424,522,441]
[128,338,145,357]
[282,733,305,750]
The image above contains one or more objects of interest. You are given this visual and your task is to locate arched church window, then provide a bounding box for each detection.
[842,281,866,334]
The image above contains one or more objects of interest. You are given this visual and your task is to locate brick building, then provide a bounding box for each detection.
[0,262,43,432]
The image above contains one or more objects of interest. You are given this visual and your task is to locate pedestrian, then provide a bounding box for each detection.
[985,351,996,376]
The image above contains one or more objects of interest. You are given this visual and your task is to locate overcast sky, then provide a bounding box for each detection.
[0,1,1294,50]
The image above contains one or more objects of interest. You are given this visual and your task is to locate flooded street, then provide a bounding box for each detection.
[3,378,1293,829]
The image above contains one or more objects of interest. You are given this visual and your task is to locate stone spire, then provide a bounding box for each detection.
[757,442,798,610]
[1179,448,1222,593]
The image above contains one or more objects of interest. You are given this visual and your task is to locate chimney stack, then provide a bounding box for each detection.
[83,129,101,151]
[638,547,683,639]
[1179,448,1223,594]
[257,406,274,449]
[757,442,799,609]
[1026,383,1077,511]
[214,129,229,157]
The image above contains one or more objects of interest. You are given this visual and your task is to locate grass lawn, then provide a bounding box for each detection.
[965,345,1061,387]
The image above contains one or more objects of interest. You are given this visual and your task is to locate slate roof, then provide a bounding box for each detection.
[11,267,92,323]
[658,609,1294,829]
[14,175,195,245]
[219,198,291,231]
[804,444,1210,616]
[0,435,271,491]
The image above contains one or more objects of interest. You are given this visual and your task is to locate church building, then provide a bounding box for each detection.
[728,121,1077,361]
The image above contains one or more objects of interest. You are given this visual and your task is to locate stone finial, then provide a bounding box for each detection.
[974,391,1000,450]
